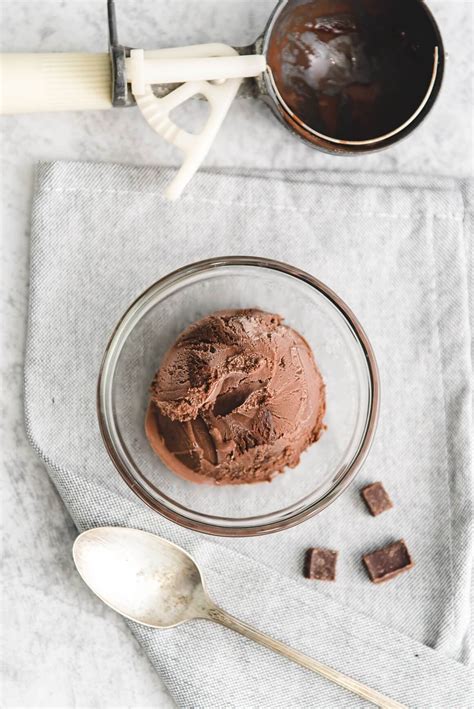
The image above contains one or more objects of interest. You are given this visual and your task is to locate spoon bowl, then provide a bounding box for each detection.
[73,527,210,628]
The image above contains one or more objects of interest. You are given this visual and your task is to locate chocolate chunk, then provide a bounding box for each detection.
[361,482,393,516]
[363,540,414,583]
[304,548,338,581]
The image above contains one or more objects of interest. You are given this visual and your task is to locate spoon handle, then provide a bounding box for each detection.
[207,606,406,709]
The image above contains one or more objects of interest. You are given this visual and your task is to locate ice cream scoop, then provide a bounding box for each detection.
[0,0,444,198]
[145,309,326,484]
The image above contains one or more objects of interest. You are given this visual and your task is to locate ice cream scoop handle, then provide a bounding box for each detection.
[206,606,407,709]
[0,53,112,114]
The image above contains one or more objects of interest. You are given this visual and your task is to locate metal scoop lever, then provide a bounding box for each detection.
[128,45,265,200]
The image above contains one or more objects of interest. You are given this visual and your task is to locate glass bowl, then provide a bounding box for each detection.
[97,257,379,536]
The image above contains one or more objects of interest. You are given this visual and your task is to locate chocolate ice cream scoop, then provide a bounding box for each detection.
[145,309,326,485]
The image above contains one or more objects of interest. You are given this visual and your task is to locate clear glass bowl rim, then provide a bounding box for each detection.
[97,256,380,536]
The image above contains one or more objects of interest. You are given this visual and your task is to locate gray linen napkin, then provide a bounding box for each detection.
[25,162,472,708]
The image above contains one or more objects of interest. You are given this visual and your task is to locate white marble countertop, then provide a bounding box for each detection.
[1,1,472,707]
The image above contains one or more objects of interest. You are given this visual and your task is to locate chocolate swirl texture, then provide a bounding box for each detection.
[145,309,326,485]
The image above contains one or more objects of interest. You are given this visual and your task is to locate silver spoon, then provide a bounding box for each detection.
[73,527,405,708]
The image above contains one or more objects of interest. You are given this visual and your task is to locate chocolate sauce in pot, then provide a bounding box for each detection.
[267,0,440,142]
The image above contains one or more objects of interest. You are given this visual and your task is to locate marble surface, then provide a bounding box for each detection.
[1,1,472,707]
